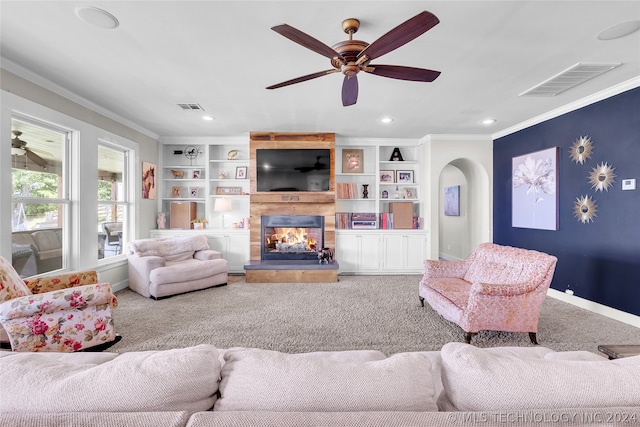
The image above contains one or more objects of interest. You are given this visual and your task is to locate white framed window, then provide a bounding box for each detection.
[98,142,131,259]
[10,116,70,277]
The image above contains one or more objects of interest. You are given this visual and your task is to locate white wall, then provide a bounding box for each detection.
[1,69,159,287]
[438,164,468,260]
[421,135,493,260]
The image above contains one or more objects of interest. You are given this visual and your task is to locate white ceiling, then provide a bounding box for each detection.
[1,1,639,140]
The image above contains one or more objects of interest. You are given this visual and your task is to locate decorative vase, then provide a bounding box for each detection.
[362,184,369,199]
[193,223,204,230]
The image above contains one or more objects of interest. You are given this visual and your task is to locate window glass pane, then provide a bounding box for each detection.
[11,118,68,278]
[98,143,128,260]
[98,145,125,202]
[11,118,65,198]
[11,203,65,277]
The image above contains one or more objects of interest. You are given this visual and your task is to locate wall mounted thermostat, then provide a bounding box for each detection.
[622,179,636,190]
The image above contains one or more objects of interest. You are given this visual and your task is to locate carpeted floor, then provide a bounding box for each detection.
[109,275,639,355]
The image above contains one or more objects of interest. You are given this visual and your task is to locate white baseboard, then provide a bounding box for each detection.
[438,253,464,261]
[111,280,128,292]
[547,288,640,329]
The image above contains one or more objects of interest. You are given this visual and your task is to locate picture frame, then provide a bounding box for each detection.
[444,185,460,216]
[216,186,243,195]
[171,186,183,198]
[379,170,394,183]
[189,187,199,198]
[142,161,156,199]
[342,149,364,174]
[403,187,417,200]
[512,146,559,230]
[235,166,248,179]
[396,170,414,183]
[192,169,201,179]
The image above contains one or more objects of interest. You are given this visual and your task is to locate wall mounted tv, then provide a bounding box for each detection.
[256,148,331,192]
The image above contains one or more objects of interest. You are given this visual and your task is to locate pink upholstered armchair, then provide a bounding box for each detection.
[419,243,557,344]
[0,256,118,352]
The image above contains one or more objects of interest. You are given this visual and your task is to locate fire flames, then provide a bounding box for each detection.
[266,227,317,253]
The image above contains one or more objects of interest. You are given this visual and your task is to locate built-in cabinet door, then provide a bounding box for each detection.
[204,232,249,273]
[381,234,405,271]
[404,234,428,272]
[359,234,381,272]
[335,233,359,272]
[381,232,429,273]
[336,232,380,273]
[225,232,250,272]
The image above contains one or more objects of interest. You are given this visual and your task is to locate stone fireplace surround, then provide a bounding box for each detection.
[245,132,338,283]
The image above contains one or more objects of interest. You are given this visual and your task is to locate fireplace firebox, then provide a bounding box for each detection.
[261,215,324,261]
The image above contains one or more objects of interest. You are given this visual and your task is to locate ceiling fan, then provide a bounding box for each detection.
[295,156,326,173]
[11,130,48,167]
[266,10,441,106]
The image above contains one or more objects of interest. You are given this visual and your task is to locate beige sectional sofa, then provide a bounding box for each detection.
[1,343,638,427]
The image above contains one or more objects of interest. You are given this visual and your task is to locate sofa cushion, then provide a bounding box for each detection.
[0,256,31,302]
[129,235,210,258]
[214,348,438,412]
[0,344,221,414]
[463,248,525,284]
[150,259,227,285]
[164,251,196,262]
[427,277,472,308]
[439,342,640,411]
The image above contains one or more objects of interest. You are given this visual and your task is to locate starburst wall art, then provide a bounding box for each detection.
[569,136,594,165]
[512,147,559,230]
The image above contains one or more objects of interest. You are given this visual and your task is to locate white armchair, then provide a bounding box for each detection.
[127,235,228,299]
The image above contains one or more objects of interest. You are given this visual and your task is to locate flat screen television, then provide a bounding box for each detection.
[256,148,330,192]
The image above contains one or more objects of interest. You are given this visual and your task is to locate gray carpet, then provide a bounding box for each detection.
[109,275,639,355]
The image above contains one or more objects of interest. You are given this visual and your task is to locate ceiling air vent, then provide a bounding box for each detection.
[519,62,621,97]
[177,103,205,111]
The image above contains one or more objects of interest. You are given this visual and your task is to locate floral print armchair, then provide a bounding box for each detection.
[0,256,118,352]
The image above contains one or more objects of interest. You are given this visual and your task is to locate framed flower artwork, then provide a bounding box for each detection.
[512,147,559,230]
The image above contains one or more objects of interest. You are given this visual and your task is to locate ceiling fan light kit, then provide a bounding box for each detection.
[267,11,441,106]
[11,130,48,167]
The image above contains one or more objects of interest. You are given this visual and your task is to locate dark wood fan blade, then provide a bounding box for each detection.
[366,64,441,82]
[358,11,439,61]
[342,75,358,107]
[266,69,339,90]
[272,24,344,61]
[25,149,47,167]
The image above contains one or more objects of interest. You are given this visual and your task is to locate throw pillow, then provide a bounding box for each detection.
[439,342,640,411]
[0,344,221,413]
[0,256,31,301]
[214,348,437,412]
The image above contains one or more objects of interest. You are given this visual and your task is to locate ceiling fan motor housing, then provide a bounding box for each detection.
[331,40,369,76]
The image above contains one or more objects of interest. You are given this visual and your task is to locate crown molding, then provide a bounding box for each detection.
[493,77,640,140]
[1,57,159,140]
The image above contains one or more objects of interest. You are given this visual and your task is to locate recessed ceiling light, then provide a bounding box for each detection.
[481,118,497,125]
[380,116,394,124]
[598,20,640,40]
[75,7,119,29]
[203,115,215,121]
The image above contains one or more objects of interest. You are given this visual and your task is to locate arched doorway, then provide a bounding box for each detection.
[437,157,491,260]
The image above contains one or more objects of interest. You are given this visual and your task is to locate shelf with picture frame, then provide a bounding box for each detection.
[334,141,423,232]
[158,137,250,231]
